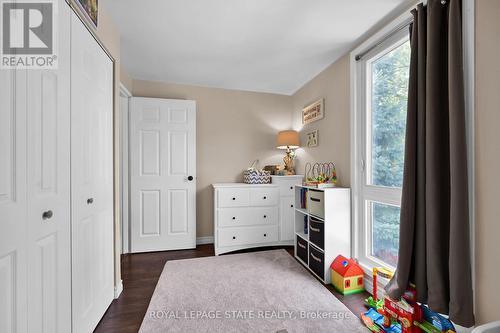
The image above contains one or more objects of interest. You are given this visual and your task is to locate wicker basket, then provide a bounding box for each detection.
[243,170,271,184]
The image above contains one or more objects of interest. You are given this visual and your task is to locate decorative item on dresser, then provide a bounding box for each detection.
[276,130,300,175]
[213,175,303,255]
[294,185,351,284]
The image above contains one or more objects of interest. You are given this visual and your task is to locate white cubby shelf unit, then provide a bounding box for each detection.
[293,185,351,284]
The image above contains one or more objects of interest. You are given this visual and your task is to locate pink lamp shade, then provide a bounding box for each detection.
[276,130,300,149]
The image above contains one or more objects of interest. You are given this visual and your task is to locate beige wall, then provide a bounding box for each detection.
[132,80,293,237]
[291,55,351,187]
[475,0,500,325]
[120,67,133,93]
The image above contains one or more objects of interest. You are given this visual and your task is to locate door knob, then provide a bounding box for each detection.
[87,198,94,204]
[187,176,194,181]
[42,210,53,220]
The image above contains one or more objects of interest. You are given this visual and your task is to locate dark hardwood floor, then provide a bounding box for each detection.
[94,245,368,333]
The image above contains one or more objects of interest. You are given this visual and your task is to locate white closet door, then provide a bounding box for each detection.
[0,2,71,332]
[25,2,72,332]
[130,97,196,253]
[0,69,28,333]
[71,12,114,333]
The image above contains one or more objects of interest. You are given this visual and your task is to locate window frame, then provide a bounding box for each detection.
[350,0,475,295]
[350,12,413,276]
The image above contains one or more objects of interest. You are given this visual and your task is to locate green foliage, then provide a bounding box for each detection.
[371,41,410,188]
[369,41,410,267]
[372,203,401,267]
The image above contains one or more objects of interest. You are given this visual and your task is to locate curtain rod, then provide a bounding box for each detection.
[355,18,413,61]
[355,0,450,61]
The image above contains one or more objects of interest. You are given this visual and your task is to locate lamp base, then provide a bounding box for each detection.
[283,150,295,175]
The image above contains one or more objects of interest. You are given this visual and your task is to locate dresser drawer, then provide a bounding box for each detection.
[308,244,325,280]
[271,176,303,197]
[218,207,278,228]
[249,187,279,206]
[218,225,279,247]
[217,188,250,208]
[276,183,295,197]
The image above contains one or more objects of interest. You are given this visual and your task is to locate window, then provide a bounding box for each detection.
[353,27,411,271]
[357,277,363,286]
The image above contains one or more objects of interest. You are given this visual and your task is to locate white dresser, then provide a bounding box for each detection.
[213,176,303,255]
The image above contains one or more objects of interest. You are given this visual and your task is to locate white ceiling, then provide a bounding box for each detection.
[102,0,409,95]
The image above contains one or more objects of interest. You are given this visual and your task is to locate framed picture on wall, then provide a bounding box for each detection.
[302,99,324,125]
[74,0,98,29]
[306,130,319,147]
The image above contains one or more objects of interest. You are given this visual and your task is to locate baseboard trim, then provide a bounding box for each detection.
[114,279,123,299]
[196,236,214,245]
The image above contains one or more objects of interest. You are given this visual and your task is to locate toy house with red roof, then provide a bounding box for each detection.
[331,255,364,295]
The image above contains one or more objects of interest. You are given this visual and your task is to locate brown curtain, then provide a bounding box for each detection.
[385,0,474,327]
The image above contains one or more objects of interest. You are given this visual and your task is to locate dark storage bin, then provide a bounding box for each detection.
[309,217,324,250]
[296,235,308,264]
[308,243,324,280]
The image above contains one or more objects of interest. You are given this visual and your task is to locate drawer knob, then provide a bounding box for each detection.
[264,233,267,237]
[232,217,236,220]
[290,186,293,190]
[232,197,236,200]
[232,236,236,240]
[42,210,53,220]
[291,204,294,208]
[263,196,267,200]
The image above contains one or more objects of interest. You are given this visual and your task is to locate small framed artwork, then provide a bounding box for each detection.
[302,99,324,125]
[74,0,98,29]
[306,130,319,147]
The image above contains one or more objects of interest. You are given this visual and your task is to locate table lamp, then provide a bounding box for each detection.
[276,130,300,174]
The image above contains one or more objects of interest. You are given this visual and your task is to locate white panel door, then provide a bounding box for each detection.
[0,2,71,333]
[25,2,72,332]
[0,68,28,333]
[130,97,196,253]
[71,12,114,333]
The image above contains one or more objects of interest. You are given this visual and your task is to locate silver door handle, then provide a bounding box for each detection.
[42,210,53,220]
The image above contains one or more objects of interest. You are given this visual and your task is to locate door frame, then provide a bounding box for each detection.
[119,83,132,254]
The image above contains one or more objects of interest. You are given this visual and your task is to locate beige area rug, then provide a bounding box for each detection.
[139,249,366,333]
